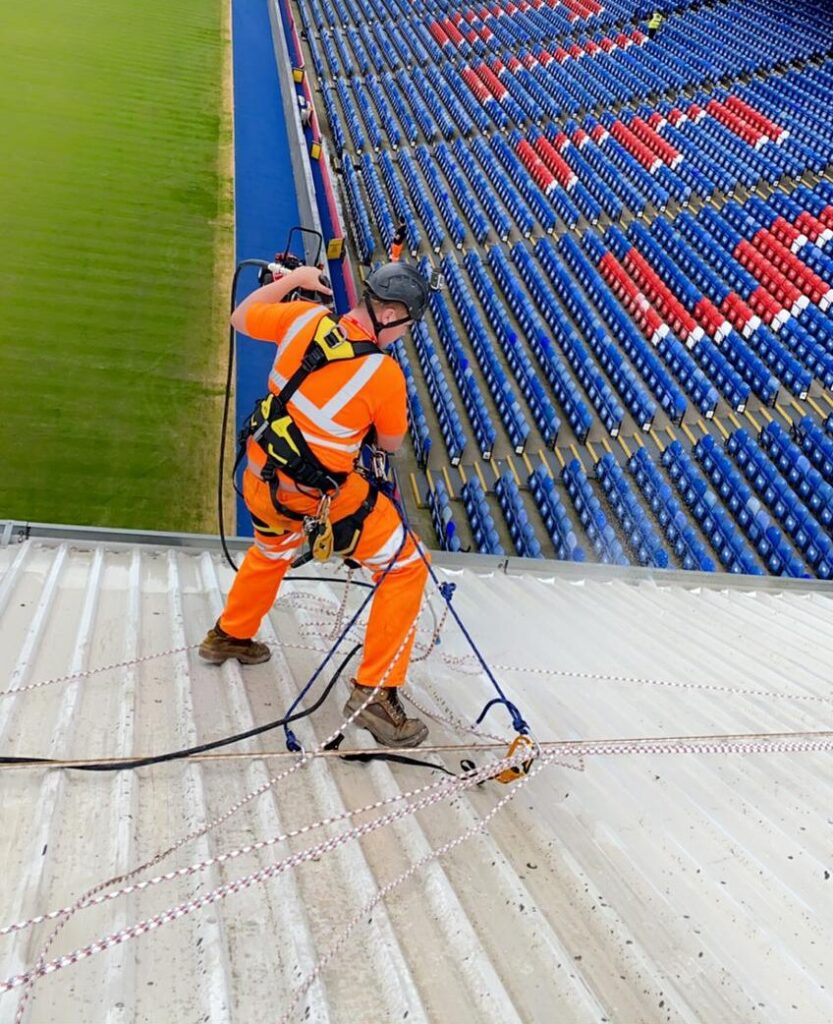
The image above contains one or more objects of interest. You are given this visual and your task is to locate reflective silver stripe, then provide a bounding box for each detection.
[297,431,362,453]
[277,305,324,352]
[254,536,304,561]
[268,369,357,438]
[269,324,384,440]
[319,354,385,418]
[362,524,408,568]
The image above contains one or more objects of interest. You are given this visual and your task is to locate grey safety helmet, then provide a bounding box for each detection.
[363,262,430,334]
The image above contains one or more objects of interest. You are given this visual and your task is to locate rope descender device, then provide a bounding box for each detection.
[293,494,335,567]
[493,733,538,784]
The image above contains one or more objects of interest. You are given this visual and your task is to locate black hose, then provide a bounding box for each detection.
[0,645,361,772]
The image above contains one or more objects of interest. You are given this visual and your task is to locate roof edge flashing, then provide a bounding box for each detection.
[4,520,833,596]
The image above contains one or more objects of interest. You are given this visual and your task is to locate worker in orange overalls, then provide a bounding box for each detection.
[389,217,407,261]
[199,262,432,747]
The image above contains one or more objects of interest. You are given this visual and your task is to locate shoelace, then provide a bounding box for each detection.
[380,687,407,726]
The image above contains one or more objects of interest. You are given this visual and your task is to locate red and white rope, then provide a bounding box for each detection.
[1,747,535,995]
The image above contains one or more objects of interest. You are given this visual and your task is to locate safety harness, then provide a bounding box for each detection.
[236,311,381,564]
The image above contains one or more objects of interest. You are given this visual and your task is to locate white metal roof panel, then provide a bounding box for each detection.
[1,535,832,1023]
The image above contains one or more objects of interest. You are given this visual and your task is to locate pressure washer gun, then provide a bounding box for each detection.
[257,226,334,309]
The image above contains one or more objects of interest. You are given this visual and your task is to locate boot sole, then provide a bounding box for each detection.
[198,650,272,666]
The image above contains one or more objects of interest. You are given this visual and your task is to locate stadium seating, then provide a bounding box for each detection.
[297,0,833,577]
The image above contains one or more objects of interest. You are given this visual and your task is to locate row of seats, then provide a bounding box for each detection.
[562,458,629,565]
[460,476,504,556]
[487,245,595,442]
[470,136,536,238]
[627,447,716,572]
[398,149,446,251]
[696,207,833,390]
[442,254,532,452]
[434,143,490,245]
[693,435,807,577]
[674,212,813,398]
[340,156,374,262]
[661,441,763,575]
[595,453,669,568]
[794,415,833,485]
[495,472,544,558]
[427,477,462,552]
[392,336,432,467]
[604,225,723,418]
[424,276,498,458]
[414,144,466,248]
[464,250,561,446]
[758,421,833,530]
[377,151,420,254]
[527,129,604,224]
[588,231,721,418]
[528,466,586,562]
[451,137,513,242]
[540,235,657,430]
[649,217,781,405]
[626,221,752,411]
[566,232,687,422]
[510,241,626,436]
[726,429,833,577]
[409,321,467,465]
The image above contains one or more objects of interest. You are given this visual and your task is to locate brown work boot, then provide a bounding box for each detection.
[198,621,271,665]
[343,682,429,748]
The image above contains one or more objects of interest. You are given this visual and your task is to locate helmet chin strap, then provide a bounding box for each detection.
[364,293,412,339]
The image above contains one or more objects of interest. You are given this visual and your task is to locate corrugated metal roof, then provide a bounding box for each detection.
[1,533,833,1023]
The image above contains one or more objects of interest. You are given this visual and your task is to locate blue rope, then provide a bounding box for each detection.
[281,471,531,750]
[392,496,530,737]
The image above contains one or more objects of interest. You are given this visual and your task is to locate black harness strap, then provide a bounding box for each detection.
[236,311,380,504]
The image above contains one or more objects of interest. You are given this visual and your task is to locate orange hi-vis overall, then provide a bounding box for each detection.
[220,300,430,687]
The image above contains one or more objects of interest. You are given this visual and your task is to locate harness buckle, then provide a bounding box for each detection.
[493,734,537,784]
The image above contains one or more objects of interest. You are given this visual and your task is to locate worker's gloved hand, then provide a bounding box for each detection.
[289,265,333,296]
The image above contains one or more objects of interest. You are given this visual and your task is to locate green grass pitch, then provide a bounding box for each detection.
[0,0,231,532]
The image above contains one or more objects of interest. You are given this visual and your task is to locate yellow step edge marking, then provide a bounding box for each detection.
[586,440,598,464]
[666,425,677,442]
[522,451,534,476]
[681,422,697,445]
[409,473,422,508]
[554,447,566,469]
[442,465,455,498]
[491,459,502,481]
[538,448,554,475]
[569,443,583,467]
[649,428,666,453]
[426,468,435,492]
[821,391,833,409]
[758,405,773,423]
[775,403,793,426]
[600,436,613,454]
[457,463,468,483]
[506,454,521,486]
[807,396,825,418]
[727,411,741,430]
[633,431,645,448]
[474,461,489,491]
[743,409,761,432]
[713,417,729,440]
[617,435,632,458]
[697,418,709,434]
